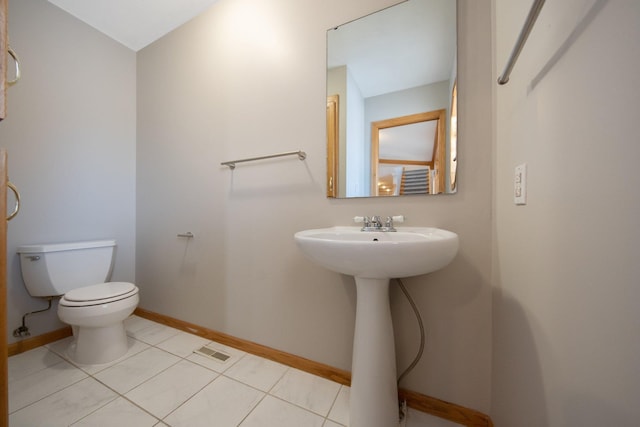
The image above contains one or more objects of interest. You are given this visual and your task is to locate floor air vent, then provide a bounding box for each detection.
[194,346,231,362]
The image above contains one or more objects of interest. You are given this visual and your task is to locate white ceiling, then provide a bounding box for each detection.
[47,0,221,51]
[328,0,456,98]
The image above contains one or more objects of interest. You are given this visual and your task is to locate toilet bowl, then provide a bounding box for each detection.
[58,282,139,364]
[17,240,139,365]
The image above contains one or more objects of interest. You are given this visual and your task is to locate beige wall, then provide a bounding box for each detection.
[492,0,640,425]
[137,0,493,411]
[0,1,136,341]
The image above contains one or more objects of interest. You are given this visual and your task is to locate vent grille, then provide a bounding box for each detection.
[194,346,231,362]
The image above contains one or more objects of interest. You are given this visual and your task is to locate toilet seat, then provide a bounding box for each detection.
[60,282,138,307]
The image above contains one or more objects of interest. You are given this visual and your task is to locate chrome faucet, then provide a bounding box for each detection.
[356,215,403,232]
[369,216,383,228]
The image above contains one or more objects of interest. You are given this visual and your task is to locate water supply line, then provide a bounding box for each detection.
[13,297,54,338]
[395,278,426,386]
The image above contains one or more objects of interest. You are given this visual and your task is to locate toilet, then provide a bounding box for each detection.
[17,239,139,365]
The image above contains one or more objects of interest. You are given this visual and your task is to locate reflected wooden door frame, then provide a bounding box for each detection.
[371,109,446,195]
[326,95,339,198]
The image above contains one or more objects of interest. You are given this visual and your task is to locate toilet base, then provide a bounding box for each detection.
[68,323,129,365]
[58,292,139,365]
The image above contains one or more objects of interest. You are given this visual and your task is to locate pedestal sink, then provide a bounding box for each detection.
[294,226,458,427]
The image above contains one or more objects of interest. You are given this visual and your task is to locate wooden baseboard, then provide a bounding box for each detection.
[399,388,493,427]
[134,308,492,427]
[133,308,352,386]
[7,327,72,357]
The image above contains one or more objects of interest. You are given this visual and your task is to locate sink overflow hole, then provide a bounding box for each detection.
[194,346,231,362]
[373,238,379,241]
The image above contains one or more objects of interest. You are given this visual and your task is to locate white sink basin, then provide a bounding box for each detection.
[294,225,459,427]
[294,226,458,279]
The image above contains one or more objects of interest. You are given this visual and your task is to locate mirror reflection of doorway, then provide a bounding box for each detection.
[371,109,445,196]
[450,81,458,192]
[326,95,339,198]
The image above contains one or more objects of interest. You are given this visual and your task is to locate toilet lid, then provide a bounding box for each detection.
[64,282,137,302]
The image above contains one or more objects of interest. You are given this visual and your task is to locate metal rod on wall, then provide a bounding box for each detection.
[497,0,546,85]
[221,150,307,169]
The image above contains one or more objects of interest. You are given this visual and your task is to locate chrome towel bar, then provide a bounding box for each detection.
[221,150,306,169]
[497,0,546,85]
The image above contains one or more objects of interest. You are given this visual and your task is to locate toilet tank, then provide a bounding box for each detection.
[17,240,116,297]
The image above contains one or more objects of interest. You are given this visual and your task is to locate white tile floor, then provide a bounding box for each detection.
[8,315,457,427]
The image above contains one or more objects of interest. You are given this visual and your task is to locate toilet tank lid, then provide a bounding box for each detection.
[17,239,116,254]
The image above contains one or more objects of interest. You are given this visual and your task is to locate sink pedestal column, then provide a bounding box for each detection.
[351,277,398,427]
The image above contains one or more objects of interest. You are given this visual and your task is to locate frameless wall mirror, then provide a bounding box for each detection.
[326,0,457,198]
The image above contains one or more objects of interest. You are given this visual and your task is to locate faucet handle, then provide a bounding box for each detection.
[383,215,404,231]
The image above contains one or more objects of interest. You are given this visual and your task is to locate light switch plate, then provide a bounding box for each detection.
[514,163,527,205]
